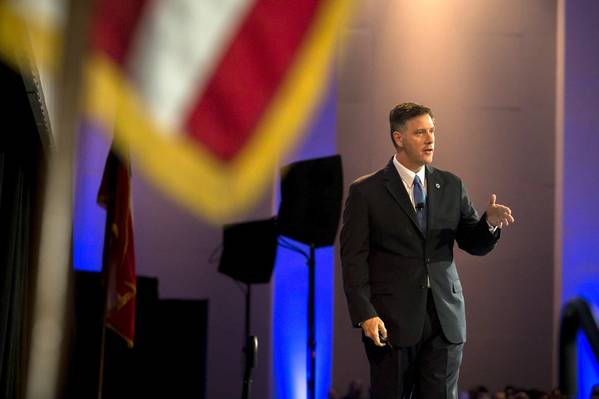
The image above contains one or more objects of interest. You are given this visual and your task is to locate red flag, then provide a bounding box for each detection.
[97,144,136,348]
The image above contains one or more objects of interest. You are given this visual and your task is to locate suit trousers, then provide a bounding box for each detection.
[363,290,463,399]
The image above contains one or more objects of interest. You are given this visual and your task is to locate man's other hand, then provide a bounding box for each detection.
[486,194,515,228]
[362,317,387,347]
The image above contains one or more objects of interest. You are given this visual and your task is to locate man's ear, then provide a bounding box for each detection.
[393,131,402,148]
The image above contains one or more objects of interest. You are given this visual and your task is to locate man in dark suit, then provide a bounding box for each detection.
[340,103,514,398]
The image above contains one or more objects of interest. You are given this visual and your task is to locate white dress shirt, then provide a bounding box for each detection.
[393,155,426,209]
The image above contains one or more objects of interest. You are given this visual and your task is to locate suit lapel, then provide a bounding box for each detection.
[425,165,443,239]
[383,159,423,237]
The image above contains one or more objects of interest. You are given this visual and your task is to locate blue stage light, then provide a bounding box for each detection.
[72,122,110,272]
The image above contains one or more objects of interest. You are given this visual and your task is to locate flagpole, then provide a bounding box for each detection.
[25,1,94,398]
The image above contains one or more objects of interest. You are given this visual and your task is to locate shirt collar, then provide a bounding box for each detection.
[393,155,425,187]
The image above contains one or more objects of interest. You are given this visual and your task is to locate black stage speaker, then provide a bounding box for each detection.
[69,274,208,399]
[102,276,160,399]
[102,277,208,399]
[218,218,277,284]
[277,155,343,247]
[155,299,208,398]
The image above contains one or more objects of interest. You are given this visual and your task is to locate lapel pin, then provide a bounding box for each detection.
[435,183,440,189]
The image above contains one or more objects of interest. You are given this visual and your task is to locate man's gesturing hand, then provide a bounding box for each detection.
[362,316,387,347]
[486,194,515,228]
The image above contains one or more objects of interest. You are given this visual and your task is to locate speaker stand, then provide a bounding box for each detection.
[242,284,258,399]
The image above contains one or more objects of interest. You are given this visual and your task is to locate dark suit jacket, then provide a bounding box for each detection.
[340,159,499,346]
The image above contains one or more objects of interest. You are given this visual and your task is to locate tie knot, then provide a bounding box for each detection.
[413,175,422,187]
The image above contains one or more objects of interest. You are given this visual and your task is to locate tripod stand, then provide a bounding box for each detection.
[242,285,258,399]
[277,155,343,399]
[218,218,277,399]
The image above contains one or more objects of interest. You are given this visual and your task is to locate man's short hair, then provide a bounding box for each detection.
[389,102,433,148]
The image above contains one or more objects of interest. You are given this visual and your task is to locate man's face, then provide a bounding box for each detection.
[393,113,435,172]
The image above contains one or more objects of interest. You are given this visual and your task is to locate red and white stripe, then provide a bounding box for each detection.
[126,0,255,135]
[91,0,324,161]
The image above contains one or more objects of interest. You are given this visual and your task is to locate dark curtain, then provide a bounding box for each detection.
[0,61,46,399]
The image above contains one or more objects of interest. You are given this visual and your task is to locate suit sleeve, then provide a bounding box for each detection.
[340,183,378,327]
[455,179,500,256]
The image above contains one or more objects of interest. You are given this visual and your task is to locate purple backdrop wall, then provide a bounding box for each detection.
[563,1,599,397]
